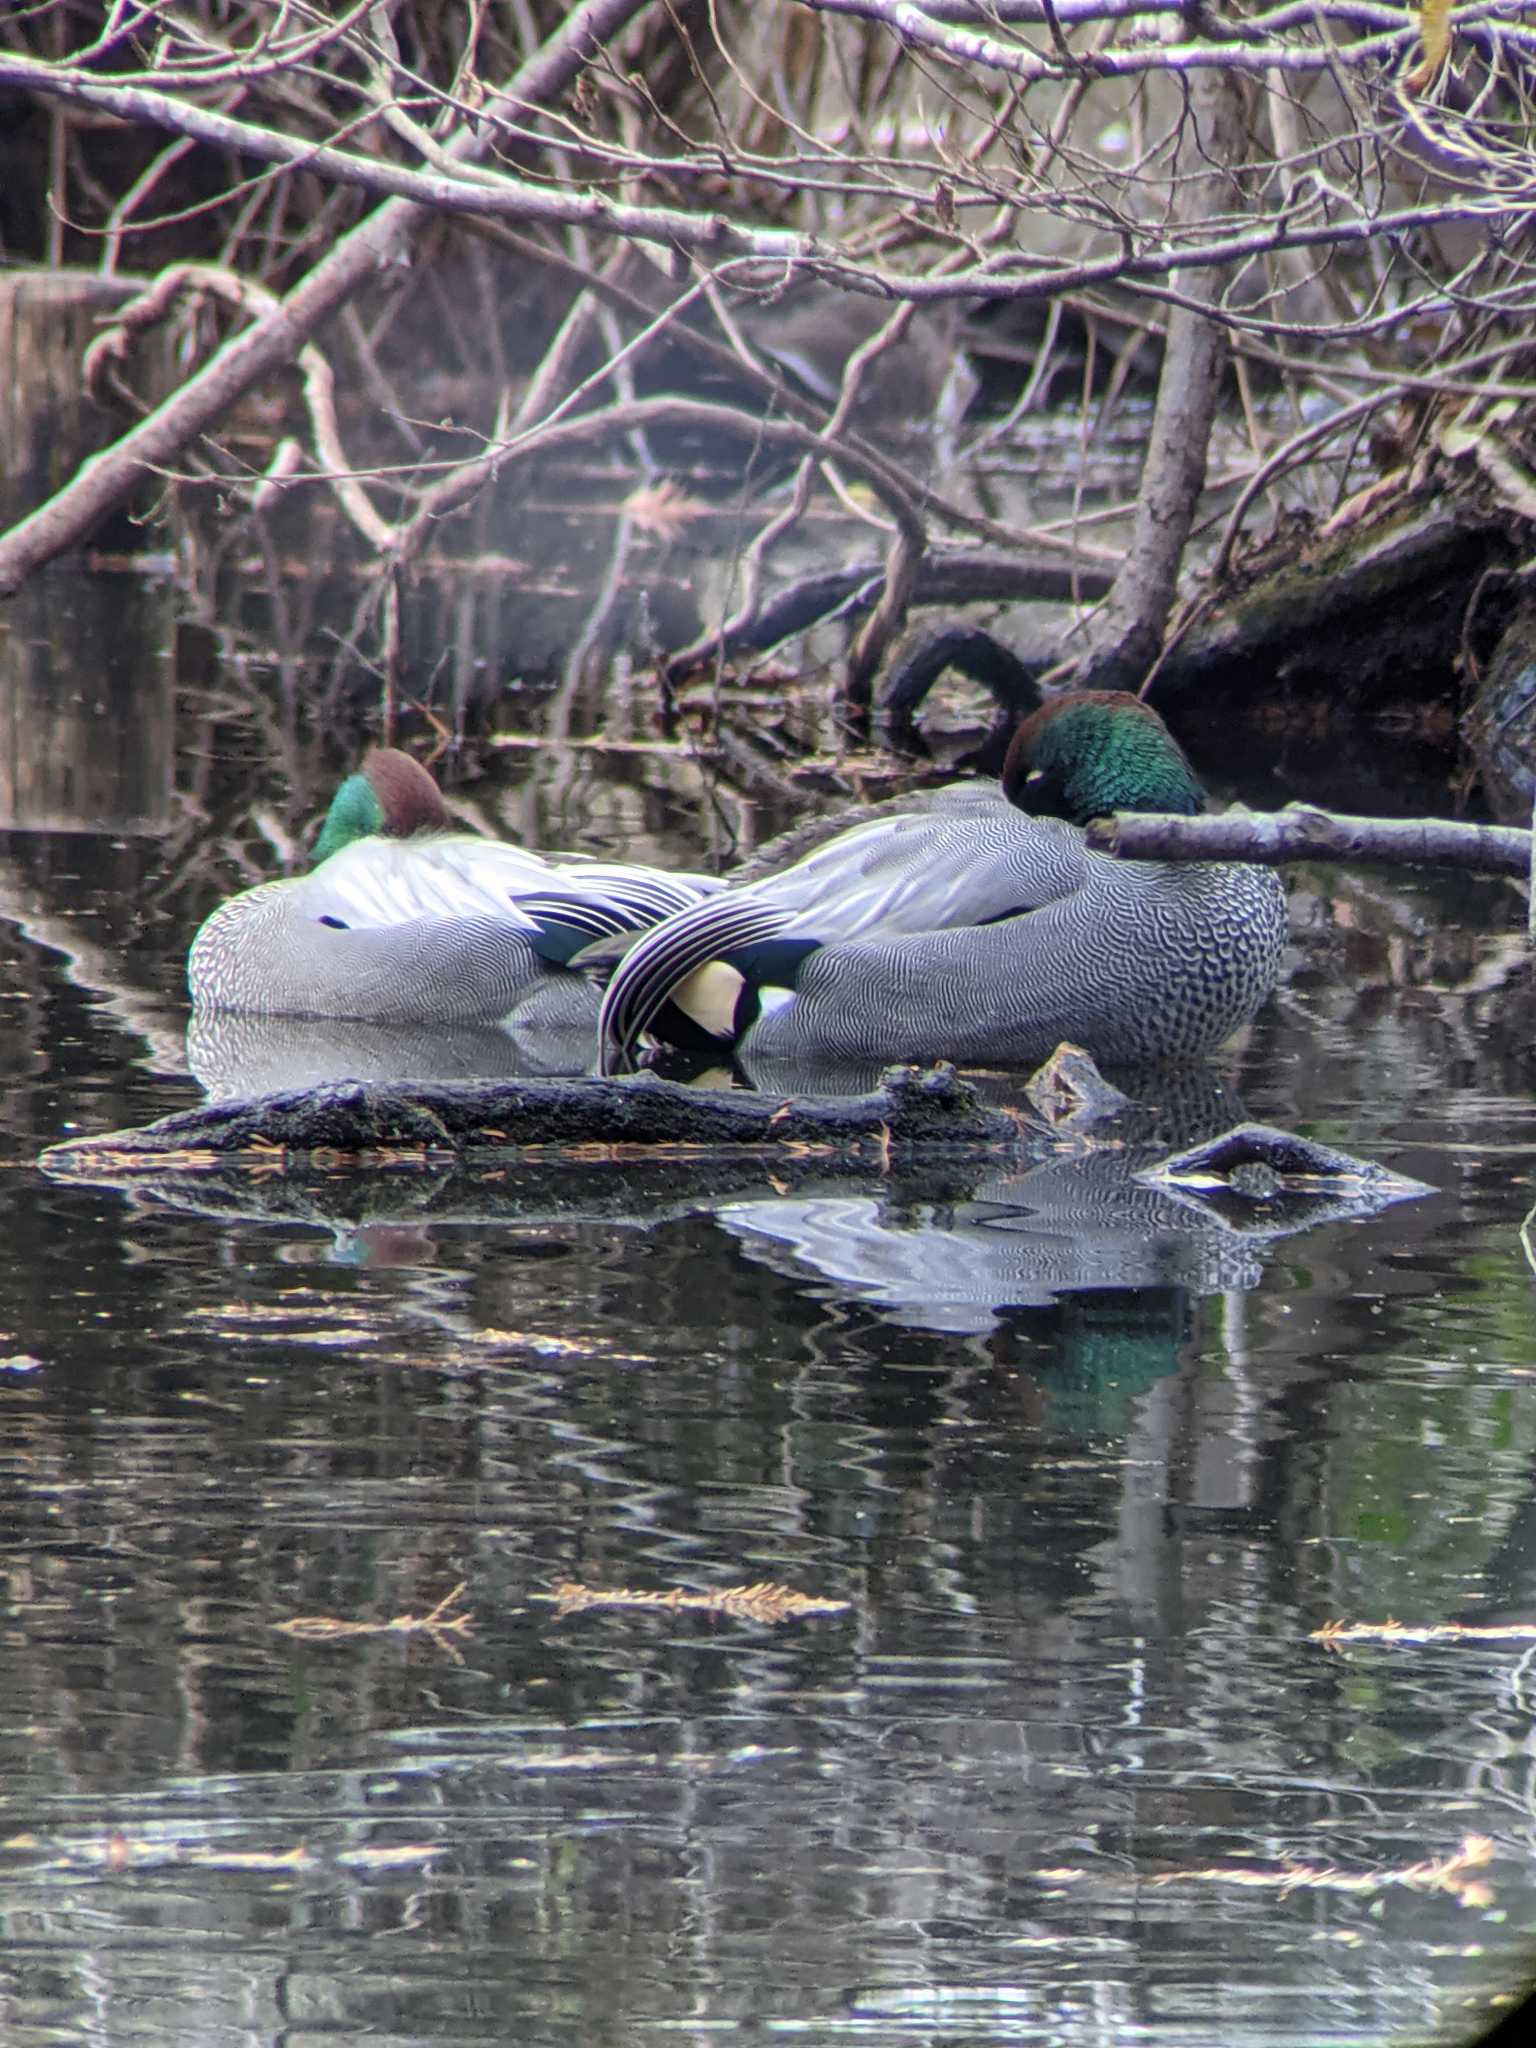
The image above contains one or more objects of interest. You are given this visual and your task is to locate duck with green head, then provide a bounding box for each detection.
[188,748,718,1024]
[597,691,1287,1072]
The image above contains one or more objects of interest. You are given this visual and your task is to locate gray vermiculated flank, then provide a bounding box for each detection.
[598,784,1287,1068]
[188,887,548,1024]
[754,847,1286,1066]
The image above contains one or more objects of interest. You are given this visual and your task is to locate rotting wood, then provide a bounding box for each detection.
[1164,497,1493,714]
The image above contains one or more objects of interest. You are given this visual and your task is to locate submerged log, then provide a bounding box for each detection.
[38,1047,1430,1261]
[1139,1122,1433,1230]
[39,1063,1020,1171]
[41,1151,1003,1232]
[1141,1124,1433,1199]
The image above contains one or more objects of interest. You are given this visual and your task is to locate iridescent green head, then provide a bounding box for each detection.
[309,749,451,866]
[1002,691,1206,823]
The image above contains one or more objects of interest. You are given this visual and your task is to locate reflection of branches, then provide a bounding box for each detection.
[390,375,1115,573]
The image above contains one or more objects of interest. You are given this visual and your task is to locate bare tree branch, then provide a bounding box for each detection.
[0,0,659,596]
[1086,805,1531,876]
[0,44,813,261]
[7,0,1536,701]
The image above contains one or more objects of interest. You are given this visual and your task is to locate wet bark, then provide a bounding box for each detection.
[40,1063,1019,1168]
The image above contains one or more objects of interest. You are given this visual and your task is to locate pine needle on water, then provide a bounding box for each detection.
[1036,1836,1494,1910]
[1314,1617,1536,1646]
[545,1579,849,1624]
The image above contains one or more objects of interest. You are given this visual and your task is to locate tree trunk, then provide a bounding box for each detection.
[1076,62,1248,690]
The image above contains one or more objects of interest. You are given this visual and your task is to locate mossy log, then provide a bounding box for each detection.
[1162,500,1488,710]
[40,1063,1020,1173]
[1467,596,1536,818]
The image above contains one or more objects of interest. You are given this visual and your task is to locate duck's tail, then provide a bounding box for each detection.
[517,870,718,968]
[596,897,817,1073]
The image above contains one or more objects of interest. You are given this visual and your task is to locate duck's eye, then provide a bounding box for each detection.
[318,915,349,930]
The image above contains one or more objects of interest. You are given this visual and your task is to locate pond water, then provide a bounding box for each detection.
[5,595,1536,2048]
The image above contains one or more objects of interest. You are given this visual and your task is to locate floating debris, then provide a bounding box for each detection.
[623,477,710,539]
[546,1579,849,1624]
[273,1581,474,1647]
[1034,1835,1494,1910]
[1147,1834,1494,1910]
[0,1833,443,1875]
[1314,1617,1536,1647]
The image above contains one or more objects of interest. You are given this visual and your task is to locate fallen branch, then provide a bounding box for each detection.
[1085,804,1531,877]
[673,551,1111,681]
[38,1063,1019,1170]
[0,0,655,596]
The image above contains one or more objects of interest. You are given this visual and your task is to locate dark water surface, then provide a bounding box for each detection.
[6,782,1536,2047]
